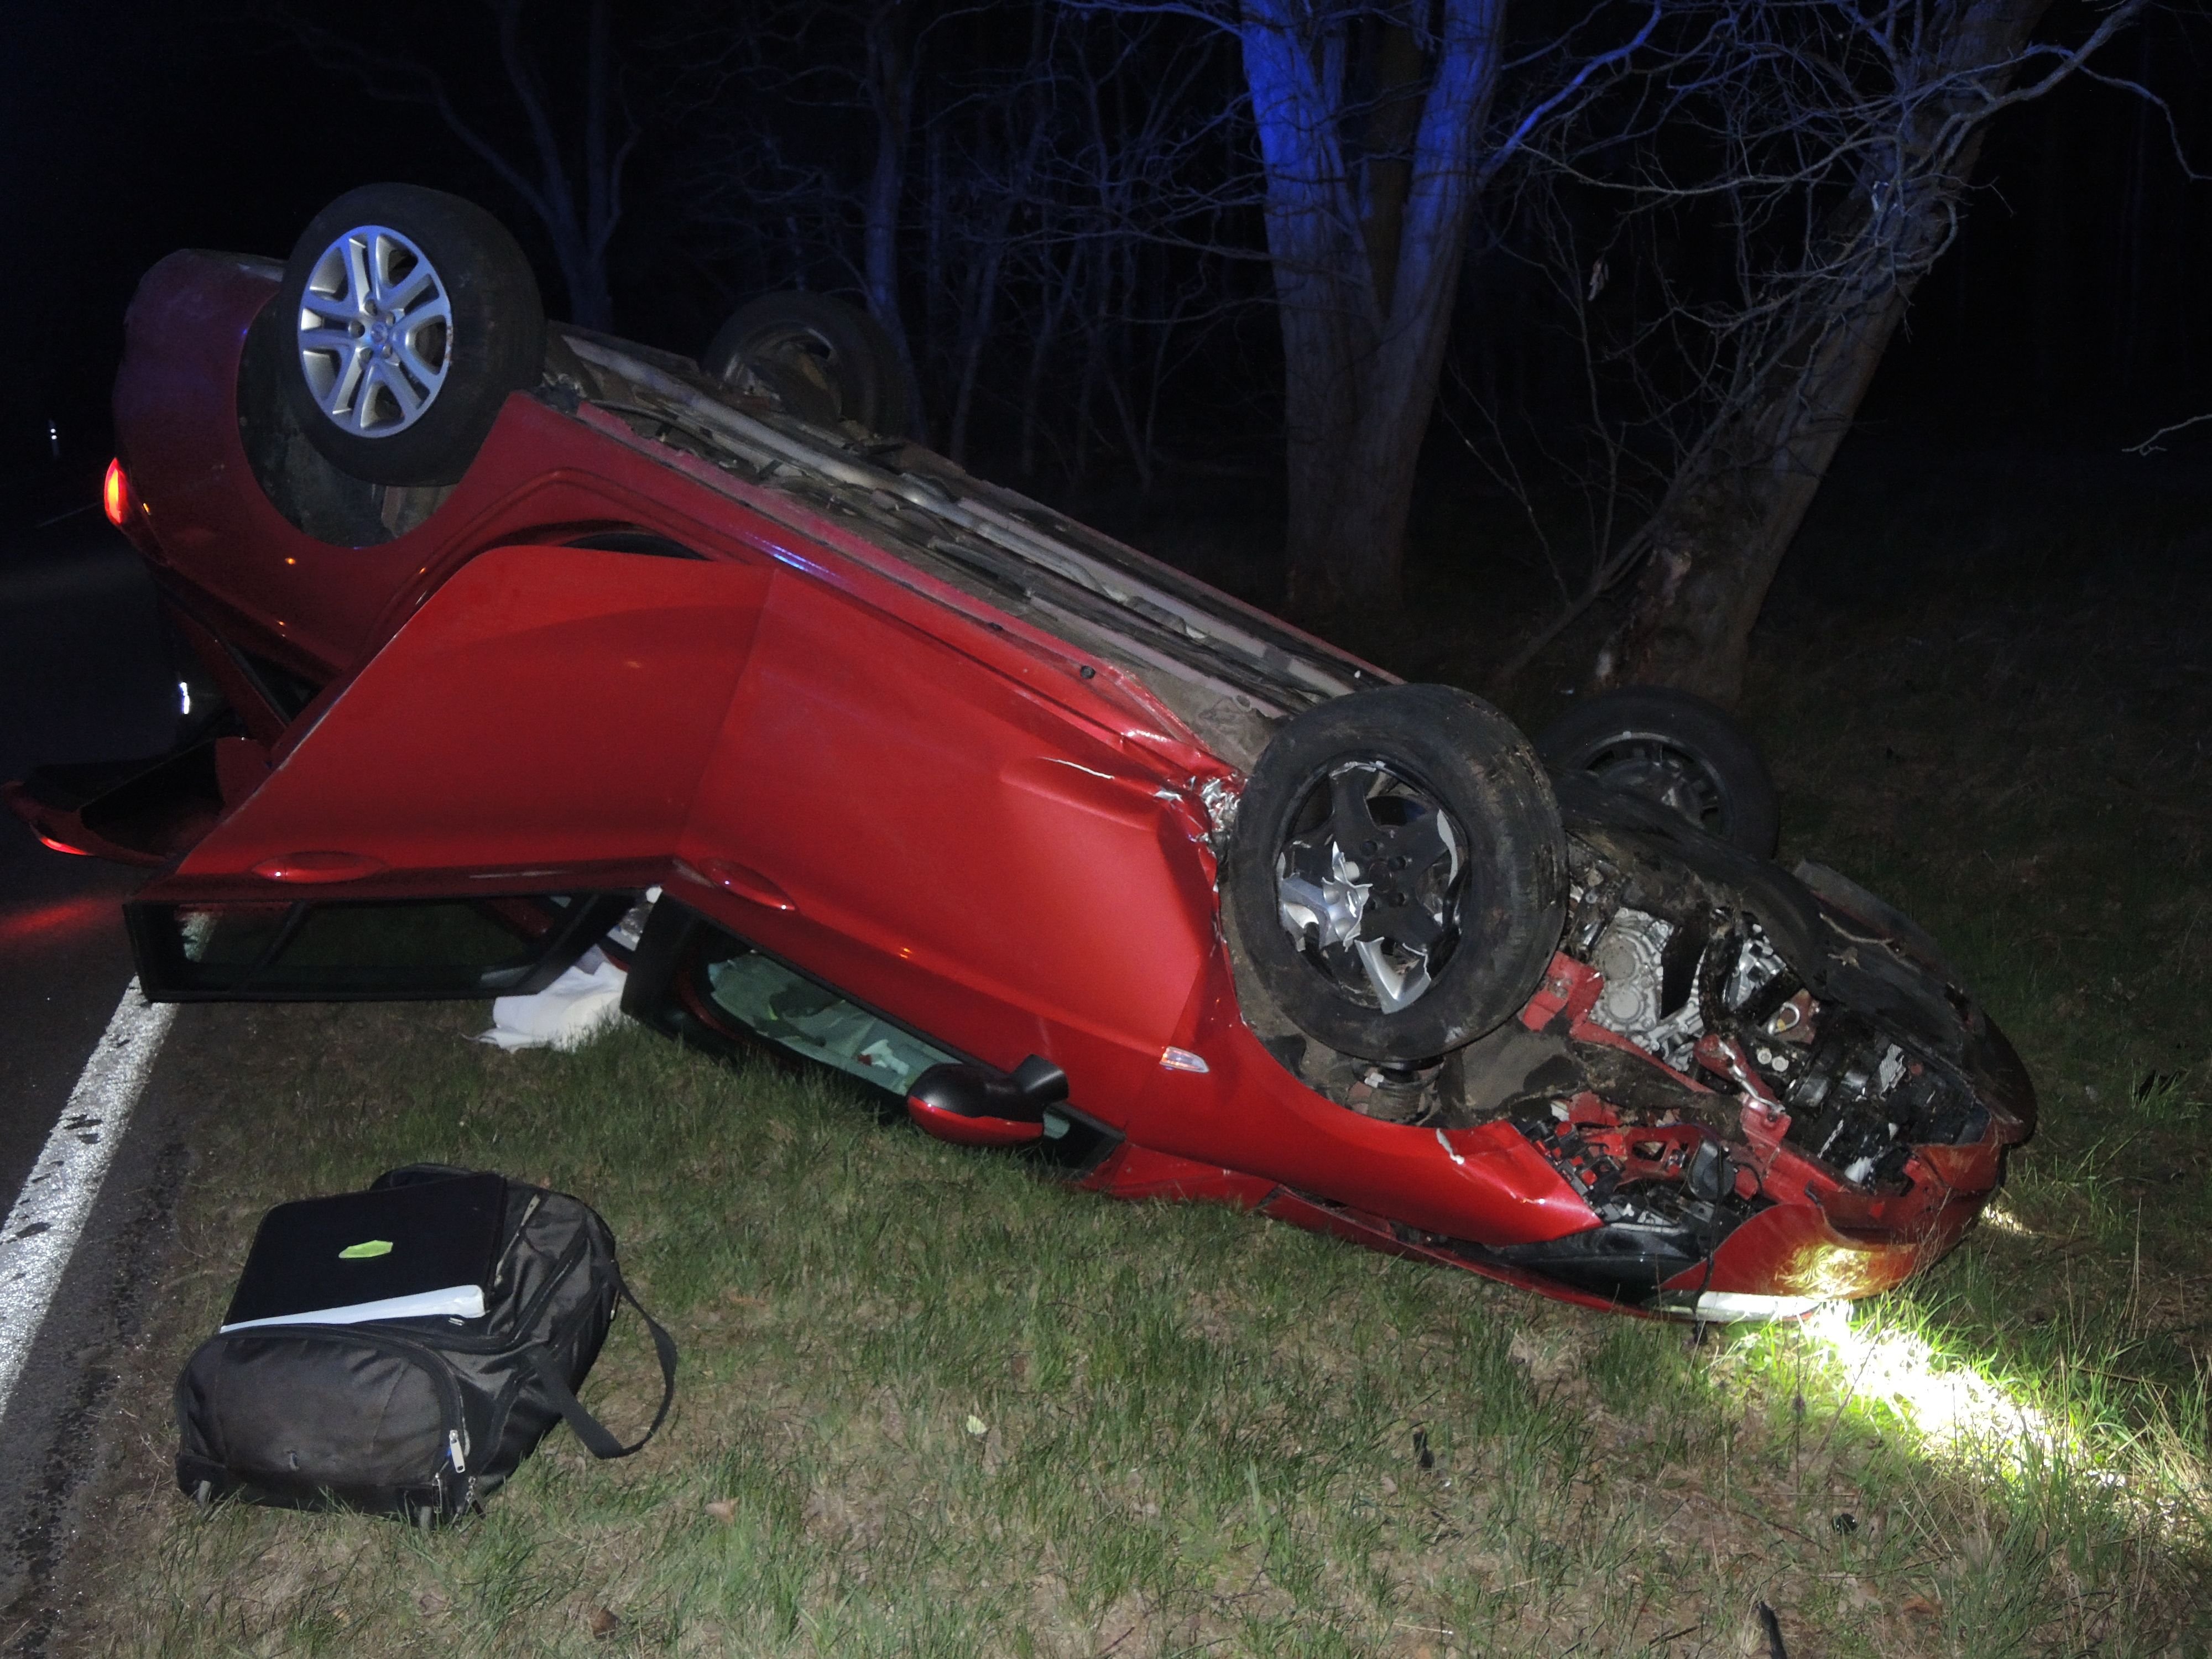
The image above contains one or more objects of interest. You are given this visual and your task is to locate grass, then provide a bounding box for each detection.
[41,431,2212,1655]
[49,1001,2210,1652]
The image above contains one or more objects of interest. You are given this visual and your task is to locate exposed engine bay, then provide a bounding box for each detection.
[1243,780,2030,1303]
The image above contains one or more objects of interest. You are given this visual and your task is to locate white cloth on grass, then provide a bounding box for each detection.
[474,950,627,1051]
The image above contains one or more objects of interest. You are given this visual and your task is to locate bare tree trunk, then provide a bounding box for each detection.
[492,0,622,327]
[949,244,1007,464]
[1239,0,1505,626]
[1604,0,2058,703]
[863,4,920,428]
[1019,255,1080,476]
[1276,330,1441,618]
[1598,294,1912,702]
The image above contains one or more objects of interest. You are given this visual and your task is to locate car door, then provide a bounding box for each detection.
[127,539,772,999]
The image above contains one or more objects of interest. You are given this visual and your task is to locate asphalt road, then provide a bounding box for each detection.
[0,487,189,1640]
[1,499,178,1201]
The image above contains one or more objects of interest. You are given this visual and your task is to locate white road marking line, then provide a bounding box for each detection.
[0,980,178,1421]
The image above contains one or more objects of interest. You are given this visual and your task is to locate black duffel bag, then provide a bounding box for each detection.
[175,1166,677,1525]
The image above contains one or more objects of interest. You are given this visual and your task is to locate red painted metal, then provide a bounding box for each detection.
[7,790,148,865]
[906,1097,1047,1149]
[249,851,390,884]
[76,247,2027,1318]
[1082,1142,1280,1207]
[1660,1191,1981,1303]
[1255,1189,1658,1317]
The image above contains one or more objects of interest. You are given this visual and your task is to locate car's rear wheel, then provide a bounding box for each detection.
[276,184,544,486]
[1535,686,1778,858]
[1224,686,1567,1063]
[705,293,912,437]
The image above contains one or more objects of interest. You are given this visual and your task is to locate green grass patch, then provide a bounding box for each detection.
[59,978,2208,1655]
[1745,588,2212,1458]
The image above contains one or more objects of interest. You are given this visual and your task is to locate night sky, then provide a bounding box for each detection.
[7,1,2210,513]
[4,3,490,503]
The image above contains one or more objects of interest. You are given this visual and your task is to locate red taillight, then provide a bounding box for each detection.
[37,833,92,857]
[102,458,130,528]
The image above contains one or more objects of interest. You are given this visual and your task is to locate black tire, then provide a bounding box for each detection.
[1224,685,1567,1062]
[705,293,913,438]
[1535,686,1779,858]
[276,184,544,487]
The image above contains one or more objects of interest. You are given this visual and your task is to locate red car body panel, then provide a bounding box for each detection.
[34,248,2031,1319]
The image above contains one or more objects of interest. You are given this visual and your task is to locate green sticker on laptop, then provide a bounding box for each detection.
[339,1239,394,1260]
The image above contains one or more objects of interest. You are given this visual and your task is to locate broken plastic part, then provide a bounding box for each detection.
[1650,1290,1825,1323]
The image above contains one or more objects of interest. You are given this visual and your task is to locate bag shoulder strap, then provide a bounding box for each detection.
[526,1266,679,1460]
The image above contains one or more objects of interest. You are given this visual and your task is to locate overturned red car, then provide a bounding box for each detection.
[13,185,2034,1320]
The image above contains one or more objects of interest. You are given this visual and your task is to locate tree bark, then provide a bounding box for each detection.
[492,0,620,328]
[863,4,921,430]
[1604,0,2057,705]
[1239,0,1504,627]
[1597,294,1913,705]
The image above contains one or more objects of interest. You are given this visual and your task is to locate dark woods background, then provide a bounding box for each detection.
[6,0,2209,679]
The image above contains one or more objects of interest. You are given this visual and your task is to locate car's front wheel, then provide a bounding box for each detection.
[275,184,545,486]
[1224,686,1567,1063]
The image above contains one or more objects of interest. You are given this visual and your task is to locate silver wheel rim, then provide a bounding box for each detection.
[295,224,452,437]
[1577,734,1726,835]
[1274,761,1467,1015]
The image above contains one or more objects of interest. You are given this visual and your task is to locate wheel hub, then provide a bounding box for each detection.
[1275,761,1465,1014]
[295,223,453,438]
[1584,739,1723,829]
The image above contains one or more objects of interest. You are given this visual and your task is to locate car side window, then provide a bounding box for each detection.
[127,892,633,999]
[700,946,955,1097]
[622,901,958,1107]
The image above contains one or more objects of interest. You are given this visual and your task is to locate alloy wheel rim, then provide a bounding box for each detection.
[1580,735,1726,834]
[295,225,452,437]
[1274,760,1466,1014]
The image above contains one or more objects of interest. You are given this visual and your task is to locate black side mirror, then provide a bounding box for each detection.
[906,1055,1068,1147]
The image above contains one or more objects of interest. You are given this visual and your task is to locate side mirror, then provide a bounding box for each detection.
[907,1055,1068,1148]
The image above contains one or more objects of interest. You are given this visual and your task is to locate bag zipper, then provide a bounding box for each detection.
[491,1193,545,1292]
